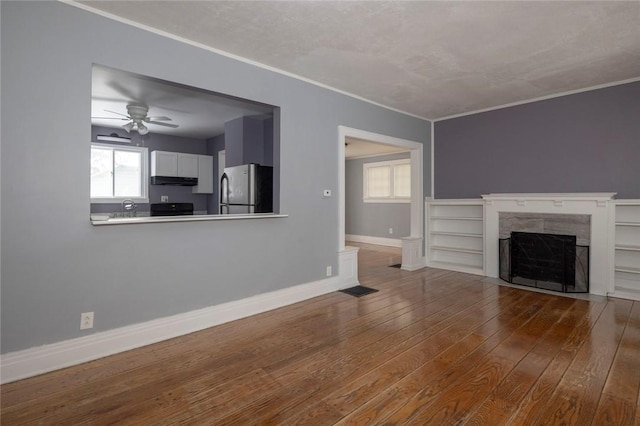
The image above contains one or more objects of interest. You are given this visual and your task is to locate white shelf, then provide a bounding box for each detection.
[426,199,485,276]
[431,231,483,238]
[431,245,483,255]
[616,245,640,252]
[427,260,484,276]
[614,201,640,297]
[430,216,483,221]
[615,266,640,275]
[428,199,485,206]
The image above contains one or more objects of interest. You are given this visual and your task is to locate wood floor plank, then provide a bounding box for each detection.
[281,288,531,423]
[533,297,633,425]
[335,290,547,425]
[505,299,607,425]
[230,281,505,423]
[2,243,638,426]
[591,300,640,426]
[380,292,558,425]
[461,297,578,425]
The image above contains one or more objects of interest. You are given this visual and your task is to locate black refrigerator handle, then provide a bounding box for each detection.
[220,172,229,214]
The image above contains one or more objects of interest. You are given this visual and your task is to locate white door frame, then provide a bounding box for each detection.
[338,126,424,253]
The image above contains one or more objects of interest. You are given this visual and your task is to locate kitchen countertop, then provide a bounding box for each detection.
[91,213,288,226]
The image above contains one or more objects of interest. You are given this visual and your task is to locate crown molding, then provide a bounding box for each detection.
[434,77,640,122]
[61,0,431,122]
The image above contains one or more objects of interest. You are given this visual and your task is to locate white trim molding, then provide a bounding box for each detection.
[338,246,361,289]
[433,77,640,122]
[64,1,429,122]
[338,126,424,253]
[0,275,343,384]
[346,234,403,248]
[402,236,426,271]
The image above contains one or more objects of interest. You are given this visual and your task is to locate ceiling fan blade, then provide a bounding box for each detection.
[144,116,172,122]
[147,121,179,128]
[104,109,130,118]
[92,117,129,120]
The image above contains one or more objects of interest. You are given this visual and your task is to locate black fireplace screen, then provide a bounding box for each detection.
[499,232,589,293]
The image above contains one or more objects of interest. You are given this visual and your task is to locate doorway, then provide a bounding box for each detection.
[338,126,424,275]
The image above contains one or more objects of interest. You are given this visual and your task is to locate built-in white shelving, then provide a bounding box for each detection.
[426,199,484,275]
[612,200,640,300]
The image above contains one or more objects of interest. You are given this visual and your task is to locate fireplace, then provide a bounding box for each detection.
[482,193,616,297]
[499,232,589,293]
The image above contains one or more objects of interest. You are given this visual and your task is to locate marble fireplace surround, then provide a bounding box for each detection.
[499,212,591,246]
[483,193,617,296]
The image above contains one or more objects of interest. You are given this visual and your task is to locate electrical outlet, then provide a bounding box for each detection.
[161,195,169,202]
[389,228,393,234]
[80,312,94,330]
[326,266,332,276]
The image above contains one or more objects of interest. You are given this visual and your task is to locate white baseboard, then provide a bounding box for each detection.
[427,260,485,276]
[346,234,403,248]
[0,275,343,384]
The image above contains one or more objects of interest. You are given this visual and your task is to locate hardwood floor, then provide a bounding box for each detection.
[2,242,639,425]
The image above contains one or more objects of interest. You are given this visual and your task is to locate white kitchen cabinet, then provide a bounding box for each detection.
[177,153,198,178]
[151,151,178,177]
[151,151,199,178]
[192,155,214,194]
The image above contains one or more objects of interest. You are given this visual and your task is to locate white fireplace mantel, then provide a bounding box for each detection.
[481,193,617,296]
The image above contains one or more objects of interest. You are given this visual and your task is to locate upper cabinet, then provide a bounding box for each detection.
[151,151,178,177]
[177,153,198,178]
[151,151,198,178]
[192,155,214,194]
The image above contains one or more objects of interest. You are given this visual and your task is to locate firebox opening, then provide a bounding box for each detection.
[499,231,589,293]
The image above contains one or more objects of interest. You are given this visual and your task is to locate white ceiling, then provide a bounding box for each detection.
[91,65,274,139]
[78,1,640,120]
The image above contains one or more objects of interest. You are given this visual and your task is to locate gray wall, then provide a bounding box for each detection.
[345,153,411,239]
[224,116,272,167]
[0,2,431,353]
[434,81,640,199]
[91,126,211,214]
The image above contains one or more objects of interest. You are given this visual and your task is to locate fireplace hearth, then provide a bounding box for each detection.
[500,232,589,293]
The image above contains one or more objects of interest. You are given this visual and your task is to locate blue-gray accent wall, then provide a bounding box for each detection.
[434,81,640,199]
[345,153,411,239]
[0,2,431,353]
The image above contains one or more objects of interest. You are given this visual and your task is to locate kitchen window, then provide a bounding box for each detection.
[363,158,411,203]
[91,143,149,203]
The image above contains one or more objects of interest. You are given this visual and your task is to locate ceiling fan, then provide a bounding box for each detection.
[93,103,178,135]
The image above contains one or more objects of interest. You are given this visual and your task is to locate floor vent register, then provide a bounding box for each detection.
[339,286,379,297]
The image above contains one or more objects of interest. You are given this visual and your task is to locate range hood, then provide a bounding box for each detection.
[150,176,198,186]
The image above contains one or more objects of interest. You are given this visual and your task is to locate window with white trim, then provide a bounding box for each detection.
[91,143,149,203]
[363,158,411,203]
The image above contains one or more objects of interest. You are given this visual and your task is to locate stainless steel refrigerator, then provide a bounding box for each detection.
[220,164,273,214]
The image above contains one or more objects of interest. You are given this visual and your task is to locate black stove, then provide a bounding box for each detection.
[150,203,194,216]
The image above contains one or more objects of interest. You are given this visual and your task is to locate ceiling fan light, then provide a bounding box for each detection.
[123,122,134,133]
[137,123,149,135]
